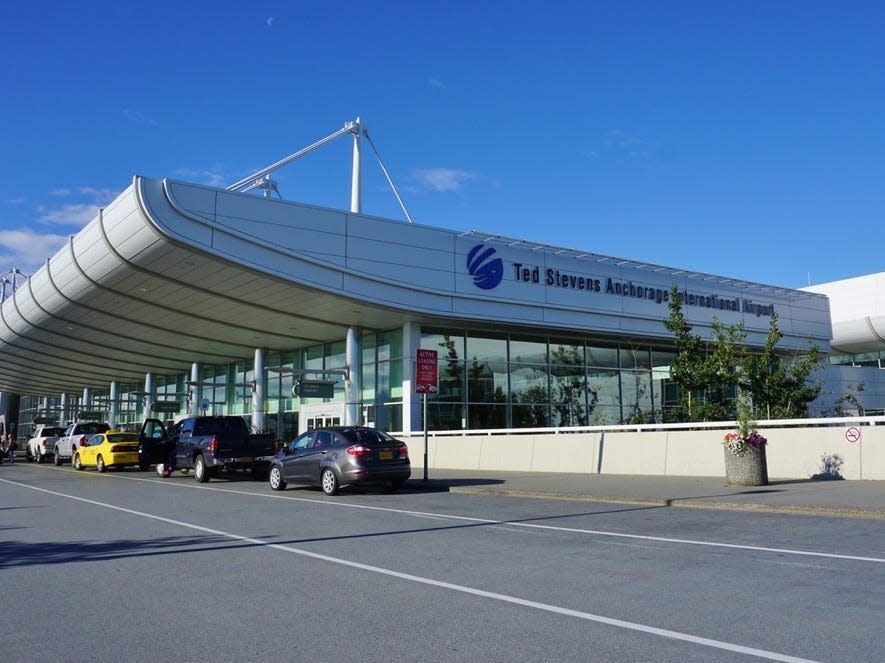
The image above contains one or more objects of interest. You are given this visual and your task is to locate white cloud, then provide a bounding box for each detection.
[122,109,158,127]
[266,16,275,26]
[35,203,103,226]
[34,187,119,227]
[174,168,227,188]
[412,168,477,192]
[0,228,69,275]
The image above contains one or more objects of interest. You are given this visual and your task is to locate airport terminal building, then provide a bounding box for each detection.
[7,166,874,444]
[1,122,883,442]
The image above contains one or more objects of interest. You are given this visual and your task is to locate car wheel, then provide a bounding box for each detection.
[321,468,339,496]
[73,453,83,471]
[96,455,106,473]
[384,479,405,493]
[269,466,287,491]
[54,451,62,466]
[194,455,210,483]
[36,453,44,464]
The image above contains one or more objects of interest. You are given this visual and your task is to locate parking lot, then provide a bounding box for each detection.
[2,462,883,662]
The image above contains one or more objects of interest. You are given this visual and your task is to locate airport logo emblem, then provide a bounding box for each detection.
[467,244,503,290]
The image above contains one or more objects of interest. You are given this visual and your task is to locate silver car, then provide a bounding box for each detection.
[269,426,411,495]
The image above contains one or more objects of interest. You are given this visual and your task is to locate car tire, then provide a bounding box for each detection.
[269,466,287,491]
[36,453,44,464]
[73,453,83,471]
[54,451,62,466]
[384,479,405,493]
[96,455,106,473]
[194,455,210,483]
[321,468,339,496]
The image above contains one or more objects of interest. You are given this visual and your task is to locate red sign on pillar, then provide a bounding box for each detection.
[415,349,439,394]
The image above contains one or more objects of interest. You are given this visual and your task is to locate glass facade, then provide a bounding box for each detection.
[13,324,686,443]
[419,328,676,429]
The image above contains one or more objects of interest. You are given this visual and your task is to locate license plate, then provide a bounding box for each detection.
[379,451,393,460]
[241,457,253,463]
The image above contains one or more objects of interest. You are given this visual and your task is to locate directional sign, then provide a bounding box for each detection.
[34,416,57,425]
[416,349,439,394]
[293,381,335,398]
[151,401,180,413]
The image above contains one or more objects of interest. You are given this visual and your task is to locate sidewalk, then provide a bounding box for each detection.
[412,469,885,519]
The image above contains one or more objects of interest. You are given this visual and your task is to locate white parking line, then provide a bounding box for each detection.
[78,470,885,565]
[1,477,818,663]
[18,467,885,564]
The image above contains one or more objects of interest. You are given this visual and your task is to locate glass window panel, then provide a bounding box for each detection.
[509,336,548,364]
[620,346,651,370]
[325,340,346,369]
[589,404,621,425]
[551,365,587,427]
[388,359,403,400]
[550,341,585,368]
[377,329,402,362]
[510,363,549,403]
[468,403,506,429]
[466,333,507,364]
[621,369,653,423]
[467,359,508,403]
[511,403,550,428]
[434,359,465,402]
[361,362,376,402]
[587,368,620,406]
[586,344,619,368]
[425,403,464,430]
[361,332,376,364]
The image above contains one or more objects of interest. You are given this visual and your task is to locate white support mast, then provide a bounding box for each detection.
[227,117,412,223]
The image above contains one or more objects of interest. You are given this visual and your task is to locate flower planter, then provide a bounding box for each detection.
[723,444,768,486]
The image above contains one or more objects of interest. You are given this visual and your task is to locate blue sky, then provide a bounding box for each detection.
[1,1,883,290]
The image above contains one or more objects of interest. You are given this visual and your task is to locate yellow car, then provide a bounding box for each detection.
[73,430,140,472]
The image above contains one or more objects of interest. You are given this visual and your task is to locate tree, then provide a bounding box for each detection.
[740,312,822,419]
[663,284,742,420]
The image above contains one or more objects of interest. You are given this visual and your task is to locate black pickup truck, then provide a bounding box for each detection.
[138,416,276,482]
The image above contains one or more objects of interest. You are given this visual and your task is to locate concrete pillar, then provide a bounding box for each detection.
[189,363,201,416]
[401,320,422,435]
[143,373,155,421]
[82,388,92,410]
[108,382,119,428]
[345,326,361,426]
[60,393,70,425]
[252,348,266,432]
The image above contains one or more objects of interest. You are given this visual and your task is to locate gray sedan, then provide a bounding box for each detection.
[269,426,411,495]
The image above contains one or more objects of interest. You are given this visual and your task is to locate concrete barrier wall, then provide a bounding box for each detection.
[404,424,884,480]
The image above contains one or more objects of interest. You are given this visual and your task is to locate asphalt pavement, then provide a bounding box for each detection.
[413,468,885,519]
[3,450,882,518]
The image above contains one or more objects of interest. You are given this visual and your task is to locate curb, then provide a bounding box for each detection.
[447,486,885,520]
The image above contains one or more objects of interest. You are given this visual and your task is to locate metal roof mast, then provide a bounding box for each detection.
[226,117,413,223]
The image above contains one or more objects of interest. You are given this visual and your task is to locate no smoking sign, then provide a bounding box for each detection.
[844,426,861,443]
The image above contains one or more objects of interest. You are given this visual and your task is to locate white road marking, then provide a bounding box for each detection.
[1,477,818,662]
[17,467,885,564]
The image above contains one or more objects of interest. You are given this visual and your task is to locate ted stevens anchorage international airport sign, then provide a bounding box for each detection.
[464,242,776,319]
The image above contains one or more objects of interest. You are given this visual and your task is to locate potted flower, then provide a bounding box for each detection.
[722,406,769,486]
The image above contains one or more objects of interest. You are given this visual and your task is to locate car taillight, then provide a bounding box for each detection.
[207,436,218,453]
[79,435,88,446]
[346,445,373,457]
[110,445,126,453]
[40,441,46,451]
[398,444,409,457]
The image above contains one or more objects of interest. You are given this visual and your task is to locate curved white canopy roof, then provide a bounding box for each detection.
[0,176,832,396]
[804,273,885,354]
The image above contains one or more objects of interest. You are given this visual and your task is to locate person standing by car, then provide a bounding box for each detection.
[4,434,15,463]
